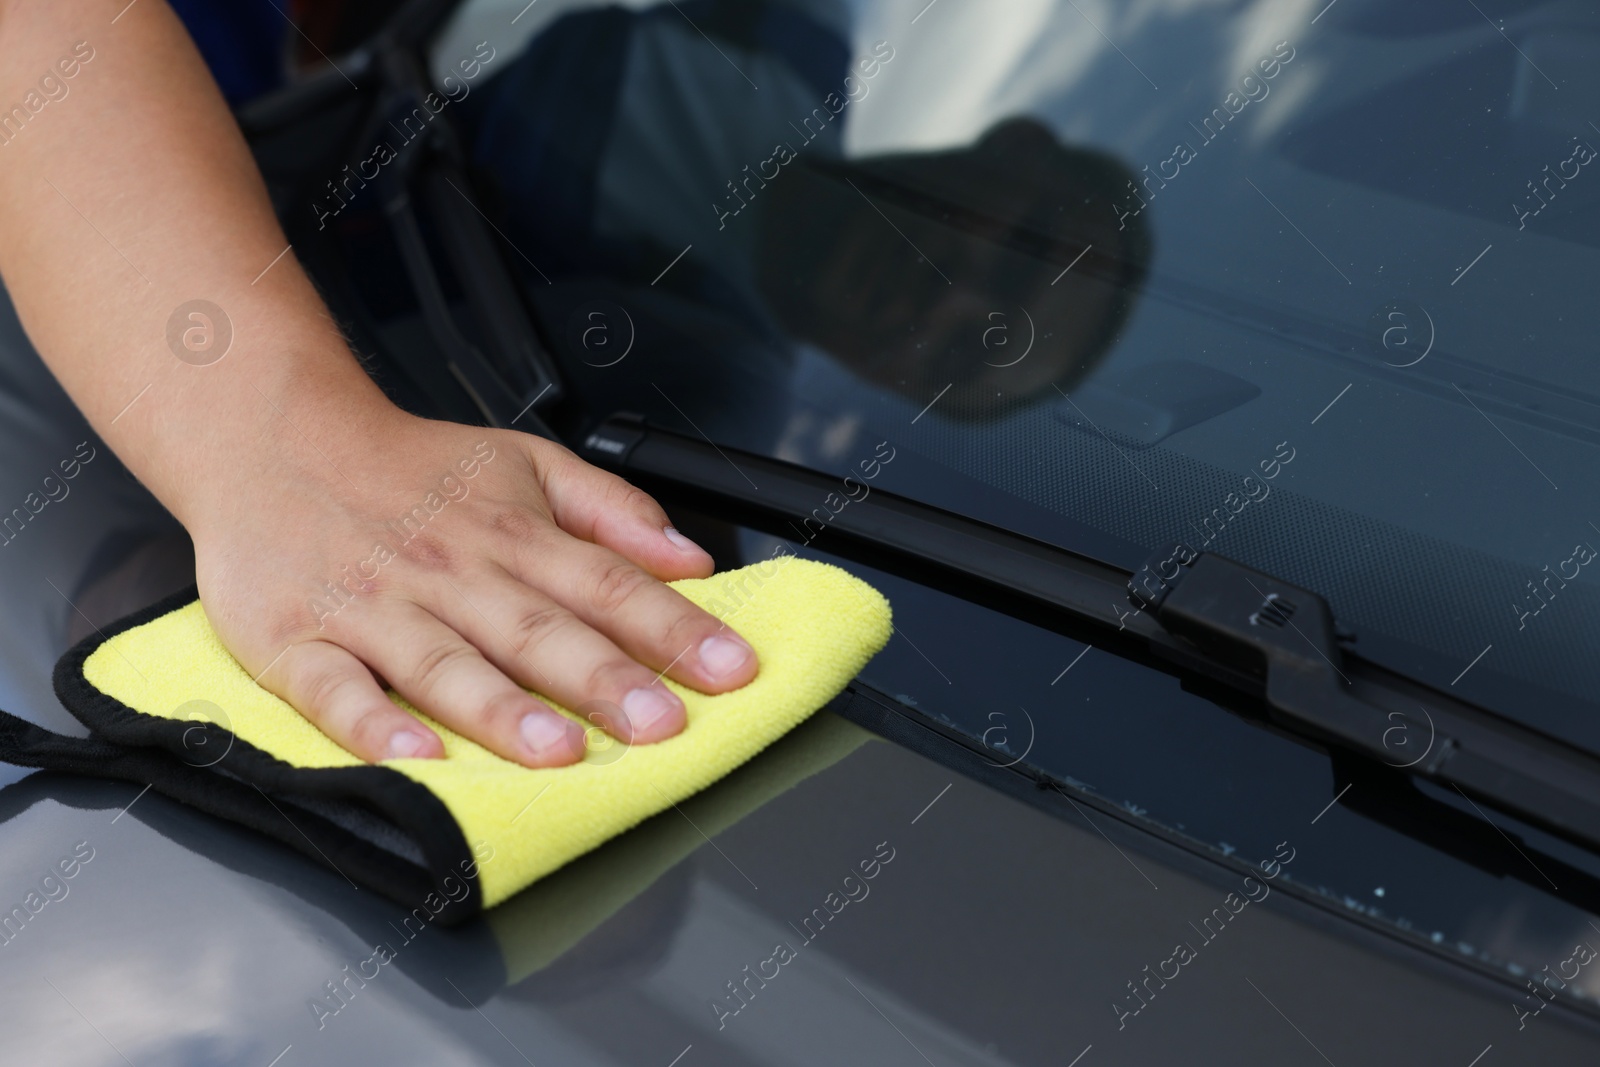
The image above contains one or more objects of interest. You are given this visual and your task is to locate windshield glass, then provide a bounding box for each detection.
[438,0,1600,748]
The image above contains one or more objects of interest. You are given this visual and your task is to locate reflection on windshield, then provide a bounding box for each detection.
[448,0,1600,751]
[756,118,1151,421]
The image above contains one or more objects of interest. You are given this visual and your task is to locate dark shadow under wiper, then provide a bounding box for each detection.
[578,413,1600,872]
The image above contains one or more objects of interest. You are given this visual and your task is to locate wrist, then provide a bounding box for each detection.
[116,335,405,535]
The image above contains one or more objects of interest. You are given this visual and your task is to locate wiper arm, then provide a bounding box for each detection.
[1132,545,1600,857]
[581,413,1600,859]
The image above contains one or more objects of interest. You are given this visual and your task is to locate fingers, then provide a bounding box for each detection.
[264,639,444,763]
[429,567,690,745]
[518,439,760,695]
[504,531,758,696]
[261,441,761,766]
[335,600,587,768]
[534,443,715,581]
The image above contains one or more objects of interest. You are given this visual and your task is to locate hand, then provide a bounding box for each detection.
[0,0,759,768]
[189,405,759,767]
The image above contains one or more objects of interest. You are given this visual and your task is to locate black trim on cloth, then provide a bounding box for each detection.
[0,583,484,924]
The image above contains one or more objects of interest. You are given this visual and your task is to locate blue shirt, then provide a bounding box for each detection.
[170,0,289,105]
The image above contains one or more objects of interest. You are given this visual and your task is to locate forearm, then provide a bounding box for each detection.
[0,0,390,530]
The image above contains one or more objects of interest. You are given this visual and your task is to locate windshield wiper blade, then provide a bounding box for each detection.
[580,413,1600,858]
[1132,544,1600,857]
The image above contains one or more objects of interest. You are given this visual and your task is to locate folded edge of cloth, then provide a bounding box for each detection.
[0,556,891,924]
[487,710,879,984]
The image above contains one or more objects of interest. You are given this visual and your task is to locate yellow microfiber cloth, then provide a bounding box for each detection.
[0,557,891,922]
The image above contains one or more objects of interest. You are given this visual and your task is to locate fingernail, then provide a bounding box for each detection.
[520,712,576,759]
[387,730,431,759]
[699,634,751,680]
[663,526,702,554]
[623,685,681,735]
